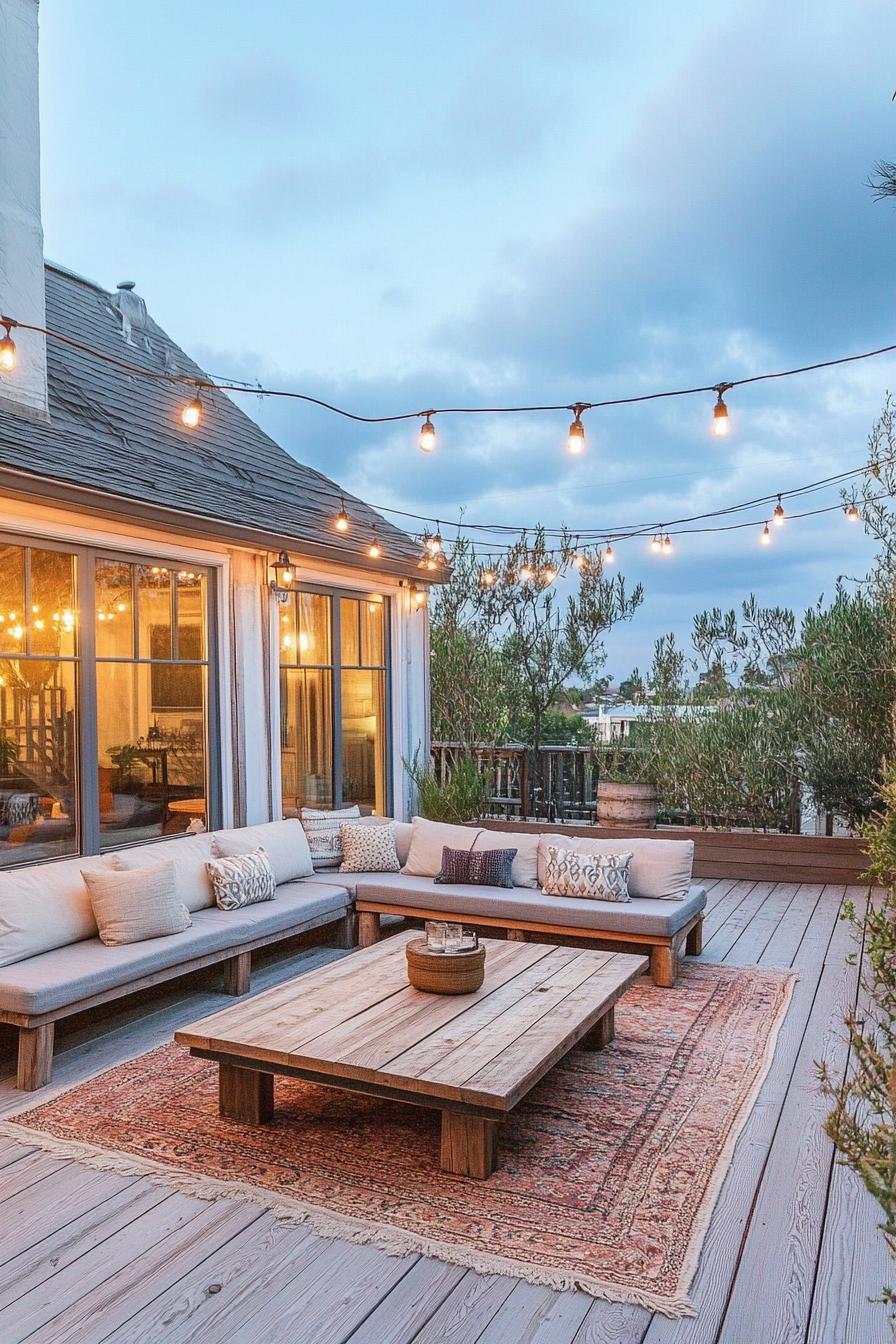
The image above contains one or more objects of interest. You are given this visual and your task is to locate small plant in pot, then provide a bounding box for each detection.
[596,745,658,828]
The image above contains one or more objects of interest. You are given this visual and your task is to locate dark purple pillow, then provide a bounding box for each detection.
[435,845,517,889]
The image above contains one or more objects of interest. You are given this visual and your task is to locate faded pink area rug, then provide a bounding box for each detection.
[2,962,794,1317]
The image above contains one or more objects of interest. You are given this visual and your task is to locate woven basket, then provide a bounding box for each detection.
[405,938,486,994]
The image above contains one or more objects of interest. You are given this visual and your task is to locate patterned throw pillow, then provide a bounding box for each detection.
[542,846,633,902]
[435,845,518,889]
[206,847,276,910]
[339,823,401,873]
[300,806,361,869]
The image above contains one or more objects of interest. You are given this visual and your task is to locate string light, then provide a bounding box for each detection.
[567,405,586,455]
[480,569,496,587]
[367,529,383,559]
[773,495,785,526]
[0,321,16,373]
[760,521,771,545]
[543,564,557,583]
[519,563,533,582]
[662,533,673,554]
[651,534,662,553]
[427,527,444,556]
[418,413,436,453]
[334,498,350,532]
[181,394,203,429]
[846,503,860,522]
[712,386,730,437]
[605,544,615,563]
[571,551,585,569]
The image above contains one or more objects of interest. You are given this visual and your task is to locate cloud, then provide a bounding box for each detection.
[197,54,317,133]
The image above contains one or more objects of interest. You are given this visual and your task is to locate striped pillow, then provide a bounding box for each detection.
[301,806,362,869]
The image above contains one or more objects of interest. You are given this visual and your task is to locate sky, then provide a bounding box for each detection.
[37,0,896,682]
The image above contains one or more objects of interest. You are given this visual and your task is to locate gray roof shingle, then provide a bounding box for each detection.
[0,264,423,574]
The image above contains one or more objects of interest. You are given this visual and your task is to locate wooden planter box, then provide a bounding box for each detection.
[474,819,868,886]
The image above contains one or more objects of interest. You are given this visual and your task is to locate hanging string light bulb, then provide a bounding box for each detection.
[334,498,350,532]
[543,564,557,584]
[567,404,587,455]
[760,521,771,545]
[367,528,383,558]
[480,568,496,587]
[845,502,860,522]
[571,551,585,569]
[181,392,203,429]
[418,412,436,453]
[773,495,785,526]
[605,544,615,563]
[651,534,662,553]
[712,385,731,438]
[0,320,16,374]
[426,526,443,556]
[519,560,533,582]
[662,533,673,554]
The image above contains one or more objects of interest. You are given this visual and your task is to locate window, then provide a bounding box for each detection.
[0,535,218,871]
[279,589,389,815]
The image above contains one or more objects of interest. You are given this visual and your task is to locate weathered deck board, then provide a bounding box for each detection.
[0,879,884,1343]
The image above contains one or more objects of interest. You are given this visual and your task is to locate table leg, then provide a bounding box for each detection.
[440,1111,498,1179]
[219,1062,274,1124]
[581,1005,615,1050]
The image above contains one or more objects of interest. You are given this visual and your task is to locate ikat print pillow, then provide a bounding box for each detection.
[206,847,276,911]
[435,845,518,889]
[542,845,633,902]
[339,822,401,873]
[300,806,362,869]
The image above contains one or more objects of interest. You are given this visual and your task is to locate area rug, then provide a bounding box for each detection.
[0,961,794,1317]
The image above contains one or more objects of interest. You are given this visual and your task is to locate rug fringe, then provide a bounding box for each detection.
[0,1116,694,1316]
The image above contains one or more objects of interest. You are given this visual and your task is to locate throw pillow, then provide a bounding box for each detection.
[212,819,313,883]
[402,816,539,888]
[435,845,518,889]
[300,806,362,869]
[541,846,633,902]
[82,861,192,946]
[339,823,401,874]
[206,848,276,910]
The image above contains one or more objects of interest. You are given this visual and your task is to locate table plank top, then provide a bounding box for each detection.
[175,932,647,1112]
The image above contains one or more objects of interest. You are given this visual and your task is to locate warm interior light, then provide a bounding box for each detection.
[605,544,615,563]
[773,496,785,526]
[567,408,586,455]
[181,394,203,429]
[0,323,16,373]
[418,414,436,453]
[712,389,730,437]
[760,522,771,545]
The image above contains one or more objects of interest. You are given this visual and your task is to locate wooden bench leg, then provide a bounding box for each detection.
[506,928,527,942]
[358,911,381,948]
[440,1112,498,1179]
[581,1005,615,1050]
[222,951,251,996]
[686,916,704,957]
[17,1023,55,1091]
[219,1062,274,1125]
[651,943,677,988]
[333,912,358,949]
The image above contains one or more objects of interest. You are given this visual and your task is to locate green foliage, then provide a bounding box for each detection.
[818,769,896,1324]
[537,710,595,746]
[617,669,645,703]
[404,748,490,824]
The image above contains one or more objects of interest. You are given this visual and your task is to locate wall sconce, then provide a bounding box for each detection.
[411,584,428,609]
[269,551,295,598]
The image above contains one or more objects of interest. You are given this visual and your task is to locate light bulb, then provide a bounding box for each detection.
[846,503,860,522]
[760,522,771,545]
[662,534,673,554]
[519,564,533,582]
[34,619,44,630]
[418,414,436,453]
[712,389,730,437]
[567,409,586,455]
[181,394,203,429]
[480,570,496,587]
[427,531,443,555]
[368,535,382,558]
[11,624,23,639]
[335,498,350,532]
[0,323,16,373]
[571,552,585,569]
[413,588,427,607]
[651,535,662,553]
[773,495,785,526]
[543,565,557,583]
[605,544,615,563]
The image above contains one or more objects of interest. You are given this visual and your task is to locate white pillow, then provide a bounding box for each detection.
[542,846,633,902]
[354,815,413,865]
[537,834,694,900]
[0,854,114,967]
[206,848,276,910]
[339,823,401,874]
[83,861,191,946]
[213,819,313,885]
[402,817,540,888]
[300,806,362,870]
[112,834,216,912]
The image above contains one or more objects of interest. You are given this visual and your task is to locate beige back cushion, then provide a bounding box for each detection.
[402,817,540,888]
[537,834,694,901]
[359,816,413,866]
[0,854,114,968]
[212,819,313,884]
[112,834,216,912]
[83,861,192,946]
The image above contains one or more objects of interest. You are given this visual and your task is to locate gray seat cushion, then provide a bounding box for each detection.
[0,879,349,1017]
[355,873,706,939]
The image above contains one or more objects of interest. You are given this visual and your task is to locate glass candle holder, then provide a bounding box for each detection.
[444,922,464,952]
[425,920,447,952]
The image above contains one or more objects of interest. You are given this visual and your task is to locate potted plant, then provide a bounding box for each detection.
[595,744,658,828]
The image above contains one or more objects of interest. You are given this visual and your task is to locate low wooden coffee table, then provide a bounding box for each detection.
[175,932,647,1178]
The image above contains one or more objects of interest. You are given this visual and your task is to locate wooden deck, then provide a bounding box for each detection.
[0,877,886,1342]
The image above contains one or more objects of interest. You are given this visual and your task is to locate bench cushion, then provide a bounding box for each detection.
[355,874,706,939]
[0,880,350,1018]
[402,817,540,888]
[111,834,216,913]
[0,855,115,968]
[537,834,695,901]
[211,820,313,884]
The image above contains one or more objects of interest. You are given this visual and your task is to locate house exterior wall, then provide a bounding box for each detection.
[0,494,429,838]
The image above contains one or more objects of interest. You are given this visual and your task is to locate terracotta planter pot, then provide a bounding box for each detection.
[596,781,658,829]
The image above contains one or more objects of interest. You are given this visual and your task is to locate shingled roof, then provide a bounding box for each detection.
[0,264,423,577]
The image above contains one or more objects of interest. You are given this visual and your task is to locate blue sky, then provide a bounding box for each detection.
[38,0,896,679]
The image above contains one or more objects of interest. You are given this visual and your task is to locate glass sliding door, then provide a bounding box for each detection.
[278,588,390,815]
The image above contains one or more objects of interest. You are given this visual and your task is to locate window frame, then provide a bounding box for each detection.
[277,581,392,814]
[0,529,222,866]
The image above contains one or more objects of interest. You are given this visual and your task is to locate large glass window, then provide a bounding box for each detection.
[279,589,389,816]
